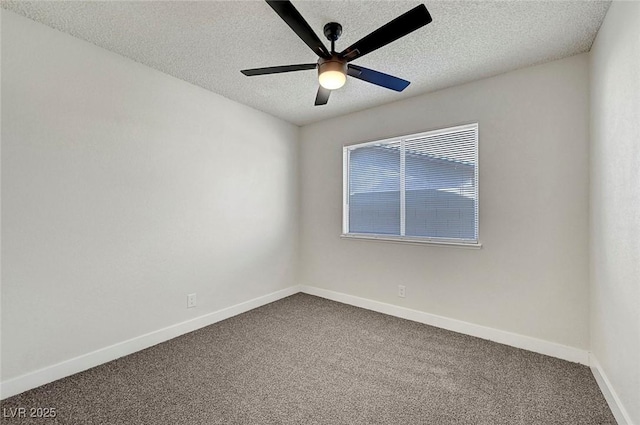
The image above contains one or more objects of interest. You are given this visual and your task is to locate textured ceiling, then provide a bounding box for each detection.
[2,0,610,126]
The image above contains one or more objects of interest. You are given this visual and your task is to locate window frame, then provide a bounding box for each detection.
[342,123,481,248]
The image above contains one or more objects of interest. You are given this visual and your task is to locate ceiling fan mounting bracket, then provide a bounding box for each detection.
[323,22,343,42]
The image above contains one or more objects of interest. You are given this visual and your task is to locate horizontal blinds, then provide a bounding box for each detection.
[346,124,478,242]
[348,143,401,235]
[404,126,477,241]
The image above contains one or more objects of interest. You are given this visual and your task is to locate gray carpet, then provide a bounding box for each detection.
[1,294,615,424]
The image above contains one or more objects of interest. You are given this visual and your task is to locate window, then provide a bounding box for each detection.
[342,123,479,246]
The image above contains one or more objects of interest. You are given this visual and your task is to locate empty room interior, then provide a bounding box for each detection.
[1,0,638,424]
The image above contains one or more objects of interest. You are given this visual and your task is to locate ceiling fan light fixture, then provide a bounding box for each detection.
[318,58,347,90]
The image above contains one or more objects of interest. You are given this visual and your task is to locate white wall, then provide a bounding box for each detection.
[1,11,299,381]
[300,54,590,350]
[589,1,640,423]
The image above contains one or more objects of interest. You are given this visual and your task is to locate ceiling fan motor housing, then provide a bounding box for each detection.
[318,56,347,76]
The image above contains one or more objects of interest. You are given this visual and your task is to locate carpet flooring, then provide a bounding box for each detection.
[1,293,615,424]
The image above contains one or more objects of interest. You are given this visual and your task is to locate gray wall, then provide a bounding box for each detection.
[300,53,590,350]
[589,1,640,422]
[1,11,299,381]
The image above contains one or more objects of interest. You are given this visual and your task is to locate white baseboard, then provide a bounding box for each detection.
[590,353,634,425]
[0,284,598,402]
[300,285,590,365]
[0,285,301,400]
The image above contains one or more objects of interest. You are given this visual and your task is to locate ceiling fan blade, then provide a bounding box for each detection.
[315,86,331,106]
[266,1,331,59]
[347,64,410,92]
[339,4,432,62]
[241,63,317,76]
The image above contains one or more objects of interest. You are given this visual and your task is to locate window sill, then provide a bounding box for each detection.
[340,233,482,249]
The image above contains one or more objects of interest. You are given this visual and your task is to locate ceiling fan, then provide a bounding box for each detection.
[241,1,432,106]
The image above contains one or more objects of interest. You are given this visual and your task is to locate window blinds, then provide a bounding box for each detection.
[344,123,478,243]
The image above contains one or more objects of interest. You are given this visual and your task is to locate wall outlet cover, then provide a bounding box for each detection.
[187,293,197,308]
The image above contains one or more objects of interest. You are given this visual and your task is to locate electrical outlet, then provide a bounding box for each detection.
[187,293,197,308]
[398,285,406,298]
